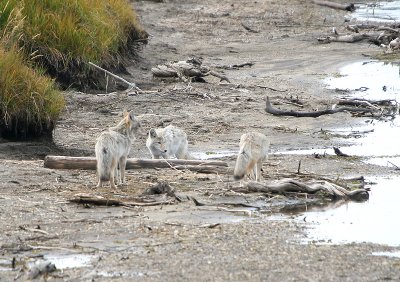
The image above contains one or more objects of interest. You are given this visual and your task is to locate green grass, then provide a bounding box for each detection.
[0,0,146,139]
[0,0,147,89]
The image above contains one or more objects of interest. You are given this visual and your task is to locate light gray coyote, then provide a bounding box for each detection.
[234,132,269,181]
[95,111,141,189]
[146,125,193,159]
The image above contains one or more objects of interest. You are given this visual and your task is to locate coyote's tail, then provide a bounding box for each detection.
[95,146,113,181]
[234,152,247,180]
[233,152,255,180]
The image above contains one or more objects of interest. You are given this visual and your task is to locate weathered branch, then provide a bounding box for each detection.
[265,96,374,118]
[88,62,141,91]
[44,155,228,171]
[312,0,355,11]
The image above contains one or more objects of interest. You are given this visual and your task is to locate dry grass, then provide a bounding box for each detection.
[0,45,65,139]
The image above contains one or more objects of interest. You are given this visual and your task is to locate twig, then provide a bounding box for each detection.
[388,161,400,170]
[88,62,141,91]
[19,226,49,235]
[217,62,254,70]
[241,22,260,33]
[208,71,231,83]
[27,245,79,252]
[256,85,287,92]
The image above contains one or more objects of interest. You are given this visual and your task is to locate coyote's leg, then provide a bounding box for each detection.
[114,164,120,185]
[119,156,127,185]
[247,167,256,180]
[175,151,186,159]
[256,159,263,181]
[109,159,118,189]
[176,143,189,159]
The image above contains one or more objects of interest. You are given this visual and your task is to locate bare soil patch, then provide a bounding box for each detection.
[1,0,399,281]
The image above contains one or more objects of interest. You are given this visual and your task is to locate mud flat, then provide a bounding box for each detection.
[0,0,399,280]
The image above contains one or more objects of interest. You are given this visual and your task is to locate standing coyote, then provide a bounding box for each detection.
[95,111,141,189]
[146,125,192,159]
[234,132,269,181]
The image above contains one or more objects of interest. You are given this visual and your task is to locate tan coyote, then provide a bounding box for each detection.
[233,132,269,181]
[95,111,141,189]
[146,125,193,159]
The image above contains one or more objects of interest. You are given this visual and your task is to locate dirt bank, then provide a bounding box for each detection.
[1,0,399,281]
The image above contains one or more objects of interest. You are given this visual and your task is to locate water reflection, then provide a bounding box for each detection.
[295,177,400,246]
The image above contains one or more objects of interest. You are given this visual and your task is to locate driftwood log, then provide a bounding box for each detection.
[44,155,229,173]
[312,0,355,11]
[232,179,369,201]
[318,23,400,49]
[265,96,375,118]
[151,58,230,83]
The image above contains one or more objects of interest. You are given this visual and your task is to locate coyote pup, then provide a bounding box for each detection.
[95,111,141,189]
[234,132,269,181]
[146,125,192,159]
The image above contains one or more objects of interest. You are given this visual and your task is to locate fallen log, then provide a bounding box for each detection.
[44,155,229,170]
[265,96,374,118]
[312,0,355,11]
[232,179,369,201]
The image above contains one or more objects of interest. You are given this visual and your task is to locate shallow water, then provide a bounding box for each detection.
[324,61,400,100]
[373,251,400,258]
[279,59,400,246]
[294,59,400,165]
[192,150,236,160]
[41,253,94,270]
[294,177,400,247]
[352,1,400,22]
[277,119,400,167]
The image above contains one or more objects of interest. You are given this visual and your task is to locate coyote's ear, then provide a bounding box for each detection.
[124,110,135,120]
[129,111,135,121]
[149,128,157,138]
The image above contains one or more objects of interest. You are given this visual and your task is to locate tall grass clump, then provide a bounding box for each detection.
[0,0,146,139]
[0,0,147,90]
[0,45,65,139]
[0,2,65,139]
